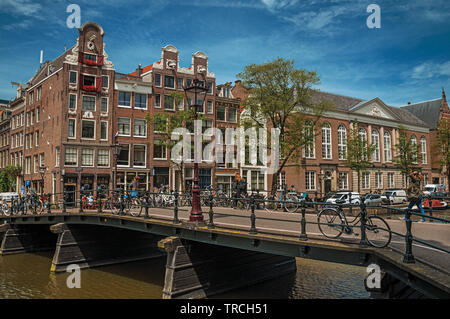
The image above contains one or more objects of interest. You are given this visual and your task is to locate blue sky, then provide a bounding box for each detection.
[0,0,449,106]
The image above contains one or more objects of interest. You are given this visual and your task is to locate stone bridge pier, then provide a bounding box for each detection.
[158,236,297,299]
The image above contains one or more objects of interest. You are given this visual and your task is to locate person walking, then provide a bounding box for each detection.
[405,170,426,222]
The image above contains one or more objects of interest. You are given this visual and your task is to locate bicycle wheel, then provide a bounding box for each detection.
[264,195,279,213]
[284,194,300,213]
[317,208,344,238]
[366,215,392,248]
[2,204,11,216]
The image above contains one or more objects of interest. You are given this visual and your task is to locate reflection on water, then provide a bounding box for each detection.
[0,253,368,299]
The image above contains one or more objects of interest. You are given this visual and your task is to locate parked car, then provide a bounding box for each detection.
[381,189,407,204]
[0,192,19,203]
[364,193,382,206]
[326,191,361,205]
[423,184,446,196]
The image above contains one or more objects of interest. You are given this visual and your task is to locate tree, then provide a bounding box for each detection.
[236,58,332,195]
[145,92,202,192]
[344,121,376,194]
[393,126,422,184]
[434,118,450,189]
[0,165,22,192]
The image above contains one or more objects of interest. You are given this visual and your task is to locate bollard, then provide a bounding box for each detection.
[119,189,124,216]
[299,201,308,240]
[47,193,51,214]
[208,192,214,229]
[403,209,415,263]
[173,191,179,224]
[359,201,367,247]
[62,191,67,214]
[249,196,257,235]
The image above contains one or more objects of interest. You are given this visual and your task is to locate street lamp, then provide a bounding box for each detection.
[112,143,121,191]
[39,166,47,193]
[183,78,208,222]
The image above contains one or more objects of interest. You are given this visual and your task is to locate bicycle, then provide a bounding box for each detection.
[265,184,300,213]
[317,198,392,248]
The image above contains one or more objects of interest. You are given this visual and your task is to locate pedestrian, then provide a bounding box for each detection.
[405,170,426,222]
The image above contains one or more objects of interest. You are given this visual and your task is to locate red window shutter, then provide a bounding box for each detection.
[96,77,102,92]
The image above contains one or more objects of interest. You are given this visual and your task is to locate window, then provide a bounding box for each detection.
[186,78,192,87]
[134,119,147,137]
[177,98,184,110]
[423,173,428,185]
[375,172,383,189]
[228,107,237,123]
[31,110,34,125]
[207,100,213,114]
[117,144,130,166]
[154,94,161,108]
[338,172,348,190]
[82,95,95,111]
[118,117,131,136]
[56,147,60,167]
[100,121,108,140]
[97,149,109,167]
[101,75,108,89]
[278,171,286,190]
[164,95,175,110]
[388,173,395,188]
[337,125,347,160]
[362,172,370,189]
[29,92,34,105]
[251,170,265,190]
[36,107,40,122]
[411,135,417,164]
[81,149,94,167]
[217,106,226,121]
[322,123,332,159]
[118,91,131,107]
[68,118,76,138]
[101,97,108,113]
[177,77,184,90]
[133,145,146,167]
[303,121,315,159]
[33,155,38,173]
[372,130,380,162]
[155,73,161,87]
[421,136,427,164]
[154,117,167,133]
[40,153,44,167]
[25,157,31,174]
[69,71,77,84]
[207,81,213,94]
[83,75,95,87]
[153,140,166,159]
[164,75,175,89]
[135,93,147,109]
[359,128,368,160]
[305,171,316,190]
[36,87,42,101]
[34,131,37,146]
[84,53,97,63]
[81,120,95,139]
[383,132,392,162]
[69,94,77,111]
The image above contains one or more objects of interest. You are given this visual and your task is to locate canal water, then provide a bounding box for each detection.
[0,253,369,299]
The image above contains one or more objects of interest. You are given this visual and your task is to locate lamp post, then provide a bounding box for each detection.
[112,143,121,192]
[183,78,208,222]
[39,166,48,194]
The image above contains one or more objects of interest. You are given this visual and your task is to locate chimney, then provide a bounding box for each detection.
[136,64,142,77]
[40,50,43,66]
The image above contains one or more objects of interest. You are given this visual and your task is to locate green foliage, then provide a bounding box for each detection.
[434,118,450,187]
[393,126,422,175]
[0,165,22,192]
[237,58,333,193]
[344,121,376,193]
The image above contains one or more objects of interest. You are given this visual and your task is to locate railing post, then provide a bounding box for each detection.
[21,196,25,215]
[249,196,257,235]
[314,191,318,214]
[428,195,433,223]
[173,190,179,224]
[79,191,83,213]
[359,200,367,247]
[299,201,308,240]
[97,192,102,214]
[403,209,415,263]
[62,190,67,214]
[33,196,37,215]
[144,191,149,219]
[208,192,214,229]
[348,191,352,216]
[47,193,51,214]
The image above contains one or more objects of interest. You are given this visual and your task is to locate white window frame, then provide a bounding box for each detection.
[100,97,108,113]
[81,119,96,140]
[64,148,78,167]
[375,172,383,189]
[305,171,316,190]
[337,124,347,160]
[372,129,380,162]
[421,136,427,164]
[384,132,392,162]
[81,149,95,167]
[362,172,370,189]
[100,121,108,141]
[69,70,78,85]
[134,93,148,110]
[101,75,109,89]
[68,118,76,139]
[155,73,161,87]
[68,93,77,111]
[154,94,161,108]
[153,140,167,160]
[133,144,147,168]
[322,123,332,159]
[164,75,175,89]
[133,118,147,138]
[117,144,130,168]
[339,172,348,190]
[81,94,96,112]
[118,117,131,137]
[97,149,110,168]
[118,91,132,108]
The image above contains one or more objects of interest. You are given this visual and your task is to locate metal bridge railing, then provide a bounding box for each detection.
[1,188,449,266]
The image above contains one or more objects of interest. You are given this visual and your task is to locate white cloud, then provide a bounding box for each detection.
[0,0,41,16]
[1,19,33,30]
[412,61,450,79]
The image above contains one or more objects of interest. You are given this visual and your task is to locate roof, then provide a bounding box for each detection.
[400,99,443,129]
[0,99,9,105]
[312,90,428,127]
[129,63,154,76]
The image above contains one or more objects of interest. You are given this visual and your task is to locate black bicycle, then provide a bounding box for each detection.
[317,199,392,248]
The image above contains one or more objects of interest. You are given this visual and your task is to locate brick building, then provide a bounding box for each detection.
[0,99,11,171]
[232,83,434,196]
